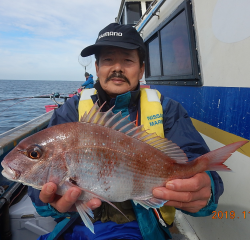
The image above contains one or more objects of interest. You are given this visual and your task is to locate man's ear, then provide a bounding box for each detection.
[95,61,99,77]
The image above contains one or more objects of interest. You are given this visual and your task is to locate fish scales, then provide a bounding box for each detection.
[63,123,170,201]
[1,103,248,233]
[33,122,199,201]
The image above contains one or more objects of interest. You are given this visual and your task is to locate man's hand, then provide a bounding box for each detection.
[39,182,102,213]
[153,172,211,213]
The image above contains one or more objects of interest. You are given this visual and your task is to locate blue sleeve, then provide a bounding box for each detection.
[162,97,224,216]
[28,95,80,218]
[48,95,79,127]
[81,76,94,87]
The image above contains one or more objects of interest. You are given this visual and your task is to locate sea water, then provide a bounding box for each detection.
[0,79,83,135]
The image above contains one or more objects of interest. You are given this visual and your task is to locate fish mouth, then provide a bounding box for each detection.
[1,162,21,180]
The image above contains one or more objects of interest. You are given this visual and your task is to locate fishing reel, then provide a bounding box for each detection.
[50,92,68,106]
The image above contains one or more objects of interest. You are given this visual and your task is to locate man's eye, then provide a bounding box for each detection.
[125,59,133,62]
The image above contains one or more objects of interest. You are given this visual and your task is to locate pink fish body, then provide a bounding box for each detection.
[1,103,247,232]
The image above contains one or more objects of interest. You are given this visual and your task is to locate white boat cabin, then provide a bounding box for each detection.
[116,0,250,240]
[116,0,153,26]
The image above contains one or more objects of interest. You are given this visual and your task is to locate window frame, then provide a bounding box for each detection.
[146,1,153,10]
[147,34,162,77]
[126,2,142,25]
[144,0,201,86]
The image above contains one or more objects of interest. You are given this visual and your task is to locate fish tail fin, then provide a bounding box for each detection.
[198,141,248,171]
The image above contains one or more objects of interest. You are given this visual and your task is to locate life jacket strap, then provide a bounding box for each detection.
[78,88,97,121]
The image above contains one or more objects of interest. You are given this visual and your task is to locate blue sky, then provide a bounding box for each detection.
[0,0,121,81]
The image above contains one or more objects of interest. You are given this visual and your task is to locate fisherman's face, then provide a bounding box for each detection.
[95,46,144,98]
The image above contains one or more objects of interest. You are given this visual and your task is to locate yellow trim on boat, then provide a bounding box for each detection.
[191,118,250,157]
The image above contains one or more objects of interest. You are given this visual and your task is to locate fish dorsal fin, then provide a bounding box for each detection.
[118,121,136,133]
[82,102,188,163]
[97,107,114,126]
[125,125,144,136]
[104,111,123,127]
[135,131,187,163]
[111,115,131,131]
[142,136,188,163]
[80,111,88,122]
[89,102,106,124]
[83,102,100,123]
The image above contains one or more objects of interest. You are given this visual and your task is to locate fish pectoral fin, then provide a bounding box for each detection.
[77,200,94,219]
[75,200,95,234]
[66,180,130,222]
[133,197,168,209]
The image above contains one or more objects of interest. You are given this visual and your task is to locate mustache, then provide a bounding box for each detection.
[105,72,130,85]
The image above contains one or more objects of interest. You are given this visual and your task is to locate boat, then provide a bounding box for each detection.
[1,0,249,239]
[117,0,250,239]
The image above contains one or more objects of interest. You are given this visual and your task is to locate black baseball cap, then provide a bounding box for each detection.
[81,23,146,57]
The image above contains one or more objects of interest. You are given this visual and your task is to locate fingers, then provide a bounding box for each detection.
[39,182,102,213]
[51,190,101,213]
[85,198,102,210]
[153,186,210,213]
[51,187,82,213]
[152,172,212,213]
[165,173,211,192]
[39,182,58,203]
[161,187,210,212]
[153,184,210,202]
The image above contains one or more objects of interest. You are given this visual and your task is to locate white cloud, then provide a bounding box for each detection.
[0,0,121,80]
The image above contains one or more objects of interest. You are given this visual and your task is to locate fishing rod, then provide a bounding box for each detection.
[0,96,50,102]
[0,98,33,116]
[0,93,73,102]
[0,92,78,116]
[0,183,22,210]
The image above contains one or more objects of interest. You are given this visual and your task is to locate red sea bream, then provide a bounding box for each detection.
[1,103,247,233]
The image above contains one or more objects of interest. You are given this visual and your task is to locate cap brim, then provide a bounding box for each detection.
[81,41,140,57]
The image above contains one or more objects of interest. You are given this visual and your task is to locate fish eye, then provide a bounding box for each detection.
[27,145,43,159]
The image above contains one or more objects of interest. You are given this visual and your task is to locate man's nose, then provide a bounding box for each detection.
[112,61,124,73]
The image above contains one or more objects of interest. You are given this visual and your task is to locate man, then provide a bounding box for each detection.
[81,72,94,89]
[29,23,223,240]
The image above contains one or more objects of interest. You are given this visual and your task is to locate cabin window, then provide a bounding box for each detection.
[126,2,142,25]
[148,36,161,76]
[146,1,153,10]
[160,11,192,76]
[144,1,201,86]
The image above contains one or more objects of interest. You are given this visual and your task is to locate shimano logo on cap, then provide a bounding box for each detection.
[98,32,122,40]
